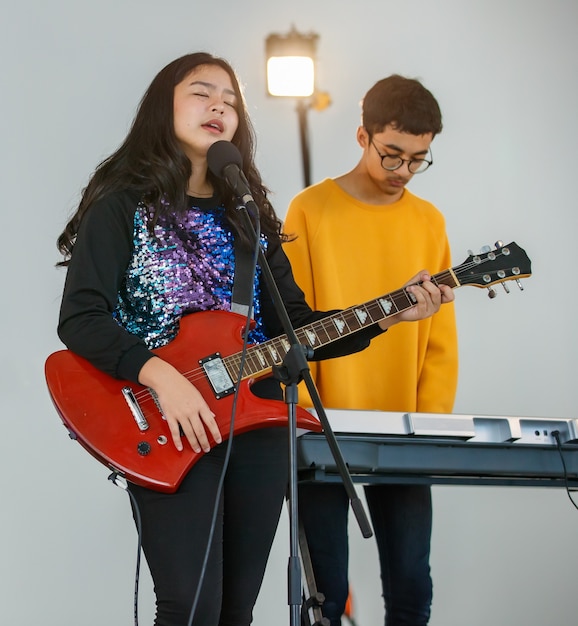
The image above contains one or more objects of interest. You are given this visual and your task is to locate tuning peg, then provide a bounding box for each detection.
[480,245,491,253]
[487,287,497,299]
[516,279,524,291]
[502,282,510,294]
[467,249,474,257]
[494,240,503,249]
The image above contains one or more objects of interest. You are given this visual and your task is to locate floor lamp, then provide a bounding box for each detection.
[265,26,329,189]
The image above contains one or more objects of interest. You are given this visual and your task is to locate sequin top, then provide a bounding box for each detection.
[58,190,382,388]
[113,198,267,349]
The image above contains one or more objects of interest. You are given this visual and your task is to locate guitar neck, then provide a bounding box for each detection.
[224,268,459,382]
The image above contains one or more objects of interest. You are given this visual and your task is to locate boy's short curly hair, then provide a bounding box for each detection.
[362,74,443,138]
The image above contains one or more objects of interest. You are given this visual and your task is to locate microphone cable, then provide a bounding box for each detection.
[184,215,261,626]
[108,472,143,626]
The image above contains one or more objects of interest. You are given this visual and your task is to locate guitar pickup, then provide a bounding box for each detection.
[200,353,235,399]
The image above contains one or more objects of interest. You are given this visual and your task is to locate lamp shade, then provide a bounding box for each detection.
[265,27,318,97]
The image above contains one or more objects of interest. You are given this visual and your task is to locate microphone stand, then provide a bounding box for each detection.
[236,205,373,626]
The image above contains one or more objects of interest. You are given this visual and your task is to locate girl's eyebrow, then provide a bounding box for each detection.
[190,80,236,98]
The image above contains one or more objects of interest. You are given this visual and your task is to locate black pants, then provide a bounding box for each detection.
[299,483,433,626]
[128,427,289,626]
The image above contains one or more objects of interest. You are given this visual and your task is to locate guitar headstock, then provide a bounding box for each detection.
[454,241,532,296]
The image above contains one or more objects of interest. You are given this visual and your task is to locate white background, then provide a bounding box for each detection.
[2,1,577,624]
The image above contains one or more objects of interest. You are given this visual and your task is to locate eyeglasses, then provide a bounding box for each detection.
[371,140,433,174]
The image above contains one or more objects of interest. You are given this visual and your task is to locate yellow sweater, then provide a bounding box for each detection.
[283,179,458,413]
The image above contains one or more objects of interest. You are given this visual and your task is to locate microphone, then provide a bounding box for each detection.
[207,140,256,209]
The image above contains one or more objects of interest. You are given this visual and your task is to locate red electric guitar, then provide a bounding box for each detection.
[45,241,531,493]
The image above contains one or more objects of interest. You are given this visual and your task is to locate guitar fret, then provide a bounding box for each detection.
[398,288,416,308]
[340,310,363,333]
[267,340,284,365]
[265,345,279,364]
[313,323,332,344]
[252,348,273,373]
[332,315,347,336]
[241,353,252,370]
[353,306,371,326]
[244,351,262,376]
[435,269,458,288]
[377,296,395,316]
[280,337,291,354]
[224,356,241,381]
[227,350,259,379]
[320,318,341,343]
[302,327,322,347]
[254,347,268,369]
[276,337,290,362]
[251,347,271,371]
[384,289,405,313]
[364,301,385,322]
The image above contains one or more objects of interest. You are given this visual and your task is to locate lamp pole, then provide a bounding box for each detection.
[296,99,311,188]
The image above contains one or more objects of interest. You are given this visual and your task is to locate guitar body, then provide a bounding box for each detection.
[45,310,322,493]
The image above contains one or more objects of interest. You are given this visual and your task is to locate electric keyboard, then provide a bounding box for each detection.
[298,410,578,487]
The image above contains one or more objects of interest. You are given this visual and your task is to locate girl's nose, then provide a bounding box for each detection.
[211,100,225,114]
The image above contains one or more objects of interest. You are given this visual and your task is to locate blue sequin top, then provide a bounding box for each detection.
[113,200,267,349]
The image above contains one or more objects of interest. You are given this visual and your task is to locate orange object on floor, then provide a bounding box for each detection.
[344,587,358,625]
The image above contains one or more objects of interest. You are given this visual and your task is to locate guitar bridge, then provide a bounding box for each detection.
[122,386,149,431]
[200,353,235,399]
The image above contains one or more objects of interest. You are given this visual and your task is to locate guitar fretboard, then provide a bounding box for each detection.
[224,268,459,381]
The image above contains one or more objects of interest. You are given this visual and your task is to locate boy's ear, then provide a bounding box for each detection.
[357,125,369,149]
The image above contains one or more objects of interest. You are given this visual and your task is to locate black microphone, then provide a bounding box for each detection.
[207,140,256,209]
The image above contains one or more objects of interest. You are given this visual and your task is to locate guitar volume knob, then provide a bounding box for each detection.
[137,441,152,456]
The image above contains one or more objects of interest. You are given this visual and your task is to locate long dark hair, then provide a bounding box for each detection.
[57,52,283,265]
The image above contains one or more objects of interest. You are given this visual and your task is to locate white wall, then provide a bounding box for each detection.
[2,1,577,624]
